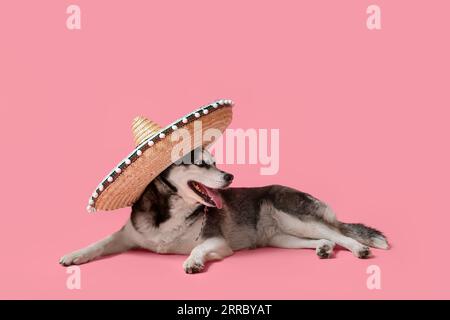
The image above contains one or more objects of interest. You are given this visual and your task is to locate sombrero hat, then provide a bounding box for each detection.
[87,99,234,213]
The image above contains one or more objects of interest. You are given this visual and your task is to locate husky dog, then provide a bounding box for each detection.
[60,148,389,273]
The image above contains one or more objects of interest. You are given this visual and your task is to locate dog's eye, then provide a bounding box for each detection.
[195,161,207,167]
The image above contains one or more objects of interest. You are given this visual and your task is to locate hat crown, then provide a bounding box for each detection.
[132,116,162,146]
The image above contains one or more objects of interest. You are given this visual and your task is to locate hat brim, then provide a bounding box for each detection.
[88,100,233,212]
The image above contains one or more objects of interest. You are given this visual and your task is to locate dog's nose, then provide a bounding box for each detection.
[223,173,234,182]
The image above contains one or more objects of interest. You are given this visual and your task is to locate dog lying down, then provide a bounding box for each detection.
[60,148,389,273]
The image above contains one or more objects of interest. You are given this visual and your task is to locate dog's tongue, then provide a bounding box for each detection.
[204,186,223,209]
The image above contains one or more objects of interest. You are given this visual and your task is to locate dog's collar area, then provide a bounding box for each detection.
[195,206,208,242]
[186,204,205,221]
[185,205,207,241]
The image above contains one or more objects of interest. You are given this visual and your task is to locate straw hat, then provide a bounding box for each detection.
[87,99,234,212]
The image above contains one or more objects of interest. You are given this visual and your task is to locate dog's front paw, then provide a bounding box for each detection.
[316,240,335,259]
[59,250,94,266]
[183,258,204,274]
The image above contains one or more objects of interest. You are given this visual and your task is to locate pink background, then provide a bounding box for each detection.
[1,0,449,299]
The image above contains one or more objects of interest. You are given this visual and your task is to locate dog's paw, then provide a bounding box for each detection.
[183,258,204,274]
[316,240,335,259]
[354,246,372,259]
[59,250,94,266]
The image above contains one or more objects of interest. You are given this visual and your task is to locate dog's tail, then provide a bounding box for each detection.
[338,223,390,249]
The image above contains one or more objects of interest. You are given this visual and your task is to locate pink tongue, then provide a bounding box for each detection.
[203,186,223,209]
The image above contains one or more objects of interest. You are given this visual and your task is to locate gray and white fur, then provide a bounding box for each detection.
[60,148,389,273]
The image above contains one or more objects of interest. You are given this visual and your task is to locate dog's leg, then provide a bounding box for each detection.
[183,237,233,274]
[323,229,371,258]
[275,211,371,258]
[269,234,335,259]
[59,227,135,266]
